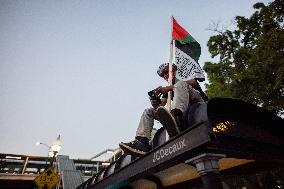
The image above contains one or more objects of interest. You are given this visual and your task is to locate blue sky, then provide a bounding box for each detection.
[0,0,272,159]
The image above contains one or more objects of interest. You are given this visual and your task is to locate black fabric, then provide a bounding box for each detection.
[135,136,150,145]
[194,80,209,102]
[175,40,197,62]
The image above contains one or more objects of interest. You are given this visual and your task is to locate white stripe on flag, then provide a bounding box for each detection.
[175,47,205,81]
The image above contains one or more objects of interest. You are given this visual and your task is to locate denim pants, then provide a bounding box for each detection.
[136,81,203,139]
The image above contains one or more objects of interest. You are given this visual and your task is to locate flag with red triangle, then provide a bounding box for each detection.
[172,17,205,81]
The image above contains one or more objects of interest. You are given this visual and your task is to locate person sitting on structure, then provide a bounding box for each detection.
[119,63,208,157]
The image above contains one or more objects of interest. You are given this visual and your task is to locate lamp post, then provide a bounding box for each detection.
[36,135,62,166]
[49,135,62,158]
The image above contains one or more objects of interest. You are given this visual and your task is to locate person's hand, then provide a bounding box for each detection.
[149,97,160,109]
[155,86,169,95]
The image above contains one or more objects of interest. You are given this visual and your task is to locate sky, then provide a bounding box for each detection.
[0,0,272,159]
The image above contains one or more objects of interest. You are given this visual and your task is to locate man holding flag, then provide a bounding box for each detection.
[119,18,208,157]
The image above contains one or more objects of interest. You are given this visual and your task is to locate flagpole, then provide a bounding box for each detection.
[167,16,174,110]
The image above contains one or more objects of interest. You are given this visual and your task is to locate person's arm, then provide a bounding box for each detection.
[155,79,197,94]
[154,85,174,94]
[185,79,197,87]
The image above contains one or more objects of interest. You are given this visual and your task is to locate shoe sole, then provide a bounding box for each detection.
[119,143,146,157]
[156,107,180,138]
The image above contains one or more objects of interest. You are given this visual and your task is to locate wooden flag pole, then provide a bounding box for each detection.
[167,40,174,111]
[167,17,174,110]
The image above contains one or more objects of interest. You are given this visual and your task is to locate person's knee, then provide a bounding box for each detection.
[142,107,155,117]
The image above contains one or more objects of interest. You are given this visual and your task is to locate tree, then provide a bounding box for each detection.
[204,0,284,115]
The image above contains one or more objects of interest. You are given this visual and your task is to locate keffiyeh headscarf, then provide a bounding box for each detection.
[157,63,177,78]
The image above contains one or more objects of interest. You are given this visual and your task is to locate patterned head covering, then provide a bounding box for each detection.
[157,63,177,78]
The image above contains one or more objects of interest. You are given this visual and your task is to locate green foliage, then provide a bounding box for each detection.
[204,0,284,114]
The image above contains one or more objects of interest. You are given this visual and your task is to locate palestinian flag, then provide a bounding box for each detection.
[172,17,205,82]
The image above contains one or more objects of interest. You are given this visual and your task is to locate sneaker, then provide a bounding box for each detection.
[119,139,151,157]
[156,107,181,138]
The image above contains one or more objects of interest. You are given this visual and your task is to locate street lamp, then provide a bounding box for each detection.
[49,135,62,157]
[36,135,62,167]
[36,135,62,158]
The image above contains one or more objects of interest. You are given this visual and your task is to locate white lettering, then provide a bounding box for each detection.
[152,139,186,163]
[156,151,160,161]
[153,152,157,163]
[181,140,186,148]
[160,149,165,159]
[165,148,169,156]
[173,144,177,152]
[169,146,173,154]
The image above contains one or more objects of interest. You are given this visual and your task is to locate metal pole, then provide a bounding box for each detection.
[96,162,99,174]
[186,153,226,189]
[22,156,29,174]
[50,151,58,167]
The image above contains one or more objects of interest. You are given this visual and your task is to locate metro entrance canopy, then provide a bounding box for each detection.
[77,98,284,189]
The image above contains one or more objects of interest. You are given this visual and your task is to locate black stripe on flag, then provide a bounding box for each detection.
[175,42,205,81]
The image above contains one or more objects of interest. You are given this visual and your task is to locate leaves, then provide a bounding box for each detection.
[204,0,284,115]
